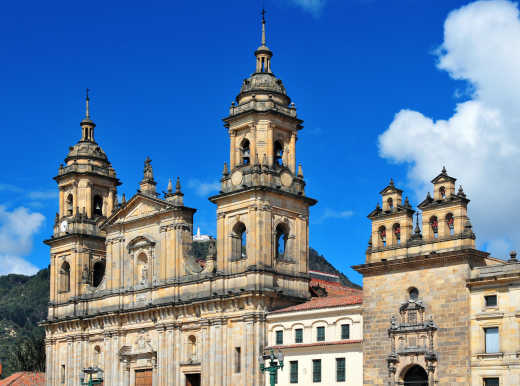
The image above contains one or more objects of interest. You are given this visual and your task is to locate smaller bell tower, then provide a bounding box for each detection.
[45,90,120,313]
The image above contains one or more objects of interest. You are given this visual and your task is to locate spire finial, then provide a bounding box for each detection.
[261,8,266,45]
[167,178,173,193]
[175,176,182,194]
[85,88,90,119]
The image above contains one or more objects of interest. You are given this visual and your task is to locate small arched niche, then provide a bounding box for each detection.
[66,194,73,216]
[393,223,401,244]
[93,195,103,217]
[92,261,105,287]
[429,216,438,239]
[446,213,454,235]
[188,335,197,361]
[60,261,70,292]
[275,223,289,260]
[379,225,387,247]
[240,138,250,165]
[274,141,283,166]
[137,253,148,284]
[232,222,247,260]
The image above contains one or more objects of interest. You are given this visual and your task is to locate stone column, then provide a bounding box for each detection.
[103,332,112,384]
[289,131,296,173]
[112,332,120,385]
[45,338,53,386]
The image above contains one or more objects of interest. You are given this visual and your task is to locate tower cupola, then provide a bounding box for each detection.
[255,10,273,74]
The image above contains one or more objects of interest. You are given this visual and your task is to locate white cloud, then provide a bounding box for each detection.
[315,208,354,224]
[187,179,221,197]
[0,205,44,275]
[0,255,39,276]
[379,0,520,258]
[289,0,326,16]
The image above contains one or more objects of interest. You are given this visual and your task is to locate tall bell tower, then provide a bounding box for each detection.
[45,91,120,313]
[209,13,316,302]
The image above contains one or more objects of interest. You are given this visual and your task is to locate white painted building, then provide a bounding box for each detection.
[266,275,363,385]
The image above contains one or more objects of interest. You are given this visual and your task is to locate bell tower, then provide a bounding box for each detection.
[45,90,120,311]
[209,13,316,302]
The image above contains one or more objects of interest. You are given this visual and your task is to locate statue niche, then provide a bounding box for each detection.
[127,236,156,286]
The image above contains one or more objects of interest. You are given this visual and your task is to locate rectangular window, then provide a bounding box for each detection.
[336,358,346,382]
[295,328,303,343]
[485,295,497,307]
[317,326,325,342]
[312,359,321,383]
[290,360,298,383]
[485,327,499,353]
[341,324,350,340]
[484,378,499,386]
[61,365,65,384]
[276,330,284,345]
[234,347,241,373]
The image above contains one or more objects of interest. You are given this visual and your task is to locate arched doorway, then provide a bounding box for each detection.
[403,365,428,386]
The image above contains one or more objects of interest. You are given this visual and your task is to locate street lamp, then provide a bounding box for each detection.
[80,366,104,386]
[259,348,284,386]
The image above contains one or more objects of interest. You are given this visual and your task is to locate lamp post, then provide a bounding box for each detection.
[259,348,284,386]
[80,366,104,386]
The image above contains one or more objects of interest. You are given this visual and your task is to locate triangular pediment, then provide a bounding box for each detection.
[102,193,171,227]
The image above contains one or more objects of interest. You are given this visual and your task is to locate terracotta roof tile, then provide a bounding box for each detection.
[271,279,363,314]
[0,372,45,386]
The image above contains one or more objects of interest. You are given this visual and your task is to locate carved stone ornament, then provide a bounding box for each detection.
[280,170,293,187]
[386,296,437,386]
[231,170,243,186]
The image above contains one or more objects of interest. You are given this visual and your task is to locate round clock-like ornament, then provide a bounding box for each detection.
[280,171,293,187]
[231,170,243,186]
[60,220,68,233]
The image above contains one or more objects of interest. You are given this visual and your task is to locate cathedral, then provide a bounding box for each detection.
[43,15,316,386]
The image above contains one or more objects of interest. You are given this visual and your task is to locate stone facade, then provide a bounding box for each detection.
[468,254,520,385]
[354,170,495,386]
[43,17,316,386]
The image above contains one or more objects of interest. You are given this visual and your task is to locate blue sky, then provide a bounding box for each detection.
[2,0,520,285]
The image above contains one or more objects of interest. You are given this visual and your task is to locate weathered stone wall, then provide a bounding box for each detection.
[362,259,472,385]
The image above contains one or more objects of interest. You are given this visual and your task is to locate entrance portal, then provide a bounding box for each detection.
[186,373,201,386]
[135,369,153,386]
[403,365,428,386]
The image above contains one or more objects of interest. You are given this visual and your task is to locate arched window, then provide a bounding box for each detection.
[60,262,70,292]
[275,223,289,259]
[92,261,105,287]
[393,223,401,244]
[188,335,197,361]
[137,253,148,284]
[439,186,446,199]
[409,287,419,300]
[387,197,394,210]
[379,226,387,247]
[232,222,247,260]
[446,213,454,235]
[274,141,283,166]
[240,139,250,165]
[430,216,438,238]
[66,194,73,216]
[93,195,103,217]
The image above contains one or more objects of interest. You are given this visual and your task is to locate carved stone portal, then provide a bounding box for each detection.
[386,296,437,386]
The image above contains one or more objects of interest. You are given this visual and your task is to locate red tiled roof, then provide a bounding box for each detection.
[269,339,363,349]
[271,279,363,314]
[0,372,45,386]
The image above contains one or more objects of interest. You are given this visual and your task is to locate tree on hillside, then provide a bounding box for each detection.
[7,333,45,373]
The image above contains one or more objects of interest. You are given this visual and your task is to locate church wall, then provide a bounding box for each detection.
[362,260,473,385]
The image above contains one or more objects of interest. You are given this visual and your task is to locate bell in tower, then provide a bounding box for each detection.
[210,12,316,305]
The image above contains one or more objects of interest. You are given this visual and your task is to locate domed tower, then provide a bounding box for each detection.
[45,91,120,310]
[210,13,316,304]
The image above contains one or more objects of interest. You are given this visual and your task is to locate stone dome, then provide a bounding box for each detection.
[236,72,291,105]
[65,140,109,166]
